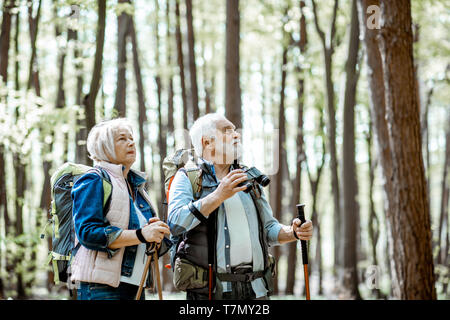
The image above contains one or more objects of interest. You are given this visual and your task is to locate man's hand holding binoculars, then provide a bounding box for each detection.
[198,169,248,217]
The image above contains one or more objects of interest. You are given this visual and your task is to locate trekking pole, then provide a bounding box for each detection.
[136,242,163,300]
[153,244,163,300]
[296,203,310,300]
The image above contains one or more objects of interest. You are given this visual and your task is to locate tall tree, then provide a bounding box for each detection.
[114,0,131,117]
[358,0,395,294]
[310,0,342,274]
[365,110,382,299]
[73,28,87,165]
[166,0,174,138]
[175,0,188,130]
[286,0,307,295]
[0,0,13,82]
[225,0,241,129]
[0,0,15,299]
[377,0,436,299]
[154,0,167,226]
[306,107,326,296]
[26,0,42,95]
[272,7,289,294]
[162,0,175,291]
[83,0,106,161]
[341,0,361,299]
[437,110,450,265]
[129,20,147,172]
[185,0,199,122]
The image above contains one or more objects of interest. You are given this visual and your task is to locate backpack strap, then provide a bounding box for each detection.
[70,167,113,262]
[178,166,203,201]
[89,166,113,212]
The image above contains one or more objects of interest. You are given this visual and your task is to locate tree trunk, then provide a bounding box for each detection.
[341,0,361,300]
[114,0,131,117]
[175,0,188,130]
[201,41,214,115]
[421,87,433,228]
[285,0,307,295]
[272,19,289,294]
[0,0,13,82]
[13,153,26,299]
[0,0,14,298]
[162,0,175,291]
[129,20,147,173]
[19,0,43,298]
[72,27,87,165]
[166,0,174,141]
[366,111,382,299]
[84,0,106,159]
[26,0,42,95]
[359,0,394,295]
[154,0,166,218]
[437,111,450,265]
[185,0,199,122]
[311,0,342,275]
[306,109,326,296]
[378,0,436,299]
[225,0,241,130]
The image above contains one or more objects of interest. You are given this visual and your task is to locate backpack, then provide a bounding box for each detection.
[162,149,204,267]
[162,148,203,203]
[42,162,113,285]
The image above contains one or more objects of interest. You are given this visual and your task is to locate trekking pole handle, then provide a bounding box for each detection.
[296,204,308,265]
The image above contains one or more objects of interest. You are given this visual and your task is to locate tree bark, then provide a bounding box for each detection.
[341,0,361,300]
[305,108,326,296]
[154,0,167,231]
[129,20,147,173]
[175,0,188,130]
[72,27,87,165]
[114,0,131,117]
[378,0,436,299]
[225,0,242,130]
[359,0,394,293]
[0,0,13,82]
[308,154,325,296]
[166,0,174,140]
[26,0,42,95]
[286,0,307,295]
[437,111,450,265]
[311,0,342,274]
[84,0,106,155]
[366,111,382,299]
[185,0,199,122]
[0,0,15,298]
[272,16,289,294]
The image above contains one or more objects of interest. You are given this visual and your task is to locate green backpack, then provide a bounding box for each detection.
[42,162,113,285]
[162,148,203,203]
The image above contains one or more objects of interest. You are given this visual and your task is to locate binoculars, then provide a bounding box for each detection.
[233,160,271,193]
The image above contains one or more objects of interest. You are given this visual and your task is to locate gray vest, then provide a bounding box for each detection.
[175,161,270,275]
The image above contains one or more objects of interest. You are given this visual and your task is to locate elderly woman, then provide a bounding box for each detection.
[70,118,171,300]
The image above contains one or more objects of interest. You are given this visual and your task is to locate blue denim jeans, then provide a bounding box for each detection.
[77,281,145,300]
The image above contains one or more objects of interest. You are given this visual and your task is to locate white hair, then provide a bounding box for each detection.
[86,118,134,163]
[189,113,225,157]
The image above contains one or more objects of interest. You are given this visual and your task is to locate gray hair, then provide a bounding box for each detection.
[86,118,134,163]
[189,113,225,157]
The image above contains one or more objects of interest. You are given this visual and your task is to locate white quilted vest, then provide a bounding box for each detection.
[70,161,131,288]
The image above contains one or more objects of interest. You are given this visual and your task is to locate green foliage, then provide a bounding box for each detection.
[0,0,448,300]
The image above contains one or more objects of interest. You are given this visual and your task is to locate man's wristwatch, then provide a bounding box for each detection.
[136,228,150,244]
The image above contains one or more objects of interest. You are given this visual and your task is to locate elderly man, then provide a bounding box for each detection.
[168,113,313,300]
